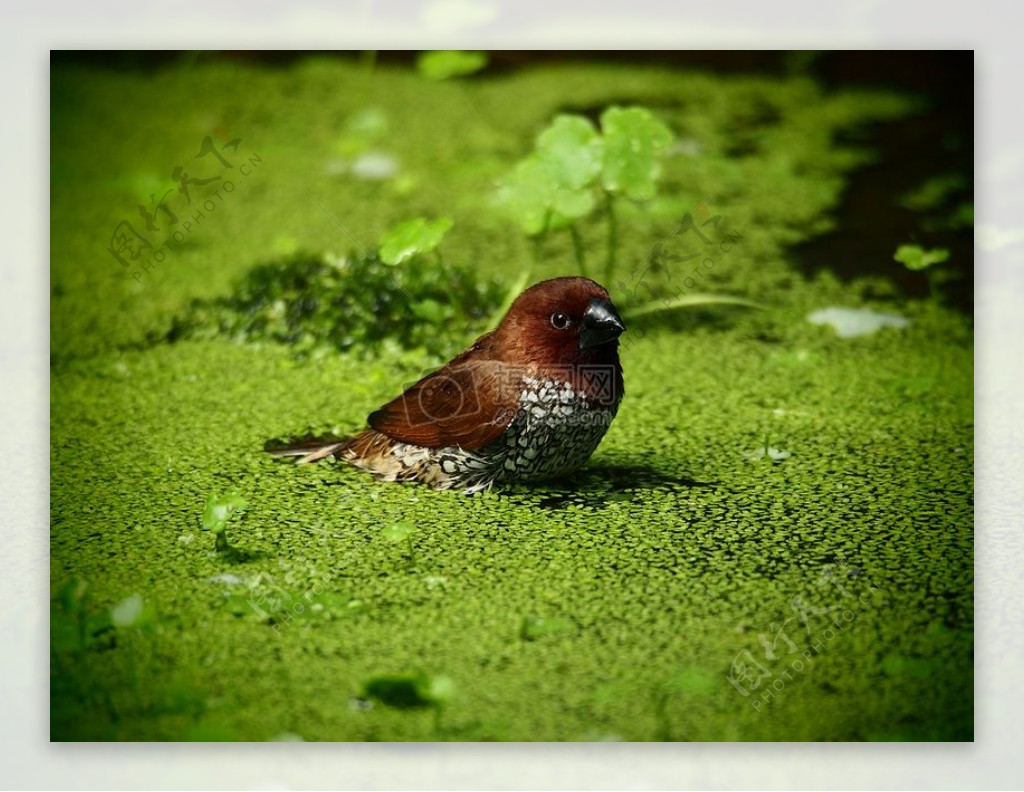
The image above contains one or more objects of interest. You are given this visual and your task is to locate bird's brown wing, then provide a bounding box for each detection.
[368,359,523,450]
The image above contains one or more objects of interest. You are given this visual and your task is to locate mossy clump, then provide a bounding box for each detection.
[167,251,504,360]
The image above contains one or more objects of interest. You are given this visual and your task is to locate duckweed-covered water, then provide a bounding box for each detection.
[51,54,972,741]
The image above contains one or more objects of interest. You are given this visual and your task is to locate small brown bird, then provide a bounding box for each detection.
[270,277,625,493]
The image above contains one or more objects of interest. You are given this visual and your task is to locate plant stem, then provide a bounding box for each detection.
[604,192,619,287]
[532,231,546,268]
[125,632,140,712]
[77,608,88,653]
[569,224,588,279]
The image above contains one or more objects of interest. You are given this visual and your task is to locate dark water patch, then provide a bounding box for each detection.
[793,52,973,313]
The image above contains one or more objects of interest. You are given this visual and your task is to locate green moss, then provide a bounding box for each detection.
[51,57,971,741]
[167,250,503,360]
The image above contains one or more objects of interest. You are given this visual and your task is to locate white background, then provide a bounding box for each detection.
[3,1,1015,789]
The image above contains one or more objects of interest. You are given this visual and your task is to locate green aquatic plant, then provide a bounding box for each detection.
[202,492,248,553]
[110,593,154,711]
[361,671,456,734]
[494,108,754,322]
[497,106,674,285]
[416,50,488,80]
[894,244,950,271]
[382,521,418,565]
[58,576,91,652]
[894,243,953,301]
[169,246,504,362]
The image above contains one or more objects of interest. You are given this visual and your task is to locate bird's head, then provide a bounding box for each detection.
[492,276,626,367]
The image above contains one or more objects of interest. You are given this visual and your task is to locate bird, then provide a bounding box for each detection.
[268,276,626,493]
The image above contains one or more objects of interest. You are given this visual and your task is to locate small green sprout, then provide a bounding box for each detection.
[382,521,418,564]
[202,492,248,553]
[893,244,950,271]
[745,432,792,462]
[110,593,154,709]
[894,243,953,302]
[416,50,488,80]
[58,576,91,651]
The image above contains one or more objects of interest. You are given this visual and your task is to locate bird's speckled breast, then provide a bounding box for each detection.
[435,374,620,492]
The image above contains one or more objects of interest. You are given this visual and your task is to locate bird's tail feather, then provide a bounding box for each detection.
[264,434,350,464]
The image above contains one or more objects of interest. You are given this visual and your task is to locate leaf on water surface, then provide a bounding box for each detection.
[893,244,950,271]
[806,306,910,338]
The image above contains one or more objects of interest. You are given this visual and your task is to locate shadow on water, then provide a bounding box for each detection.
[505,462,718,511]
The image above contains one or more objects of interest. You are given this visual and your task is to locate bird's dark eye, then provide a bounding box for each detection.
[550,312,572,330]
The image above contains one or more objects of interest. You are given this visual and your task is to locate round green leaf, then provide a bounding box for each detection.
[382,522,415,543]
[379,217,453,266]
[536,115,603,191]
[498,155,595,235]
[893,244,950,271]
[600,106,674,200]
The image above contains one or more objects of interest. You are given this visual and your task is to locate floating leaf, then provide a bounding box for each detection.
[379,217,453,266]
[351,151,399,181]
[744,446,792,462]
[382,522,415,543]
[600,106,674,200]
[202,492,248,534]
[421,674,456,704]
[417,50,488,80]
[111,594,144,628]
[893,244,950,271]
[807,306,910,338]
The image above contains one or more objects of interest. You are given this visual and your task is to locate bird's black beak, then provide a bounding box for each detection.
[579,298,626,349]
